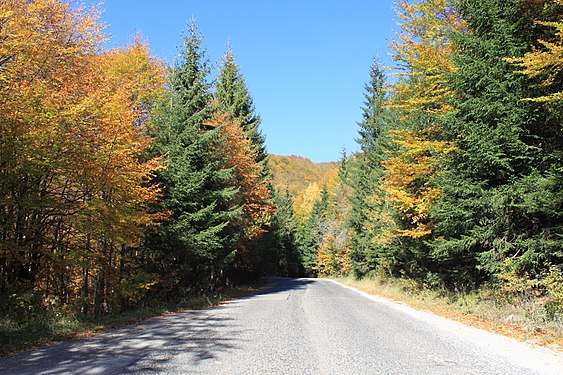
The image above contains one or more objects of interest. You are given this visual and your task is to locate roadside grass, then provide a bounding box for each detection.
[0,281,265,356]
[331,275,563,351]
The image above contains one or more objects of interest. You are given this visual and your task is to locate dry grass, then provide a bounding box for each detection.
[332,275,563,352]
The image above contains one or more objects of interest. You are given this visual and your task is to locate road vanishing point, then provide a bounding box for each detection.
[0,278,562,374]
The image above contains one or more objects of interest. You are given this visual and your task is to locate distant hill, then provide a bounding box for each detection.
[268,155,337,193]
[268,155,339,219]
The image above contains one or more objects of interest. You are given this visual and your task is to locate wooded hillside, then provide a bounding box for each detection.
[268,155,337,195]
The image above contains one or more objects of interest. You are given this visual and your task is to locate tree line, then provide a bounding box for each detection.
[0,0,298,319]
[1,0,561,322]
[290,0,562,314]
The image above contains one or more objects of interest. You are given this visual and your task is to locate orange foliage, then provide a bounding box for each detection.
[208,111,275,245]
[268,155,338,222]
[75,39,165,246]
[0,0,165,310]
[315,234,351,277]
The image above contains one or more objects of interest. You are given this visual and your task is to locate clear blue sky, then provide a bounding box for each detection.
[89,1,397,163]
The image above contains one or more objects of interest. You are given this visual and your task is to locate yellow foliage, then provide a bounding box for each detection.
[365,199,397,246]
[293,182,321,222]
[0,0,165,310]
[315,234,351,277]
[382,128,455,238]
[508,6,563,103]
[388,0,465,114]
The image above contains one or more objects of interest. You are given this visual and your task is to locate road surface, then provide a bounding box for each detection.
[0,278,561,374]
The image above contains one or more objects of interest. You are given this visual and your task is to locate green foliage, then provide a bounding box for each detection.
[260,188,304,277]
[347,62,399,278]
[431,0,563,285]
[147,21,239,295]
[2,0,562,347]
[338,1,561,320]
[215,46,267,164]
[214,46,275,282]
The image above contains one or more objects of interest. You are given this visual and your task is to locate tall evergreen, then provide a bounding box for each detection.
[431,0,563,285]
[215,46,268,166]
[214,45,275,280]
[148,22,239,295]
[356,61,388,162]
[347,62,396,277]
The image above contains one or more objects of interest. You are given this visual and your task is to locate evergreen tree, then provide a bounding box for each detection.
[298,184,334,275]
[356,61,388,162]
[214,45,275,280]
[215,46,268,166]
[347,61,396,277]
[262,188,303,277]
[148,22,238,295]
[431,0,563,285]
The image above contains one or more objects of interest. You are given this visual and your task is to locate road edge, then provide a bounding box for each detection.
[323,277,563,375]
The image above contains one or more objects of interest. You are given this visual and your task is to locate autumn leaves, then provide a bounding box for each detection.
[0,0,273,316]
[310,0,562,299]
[1,0,561,322]
[0,0,164,312]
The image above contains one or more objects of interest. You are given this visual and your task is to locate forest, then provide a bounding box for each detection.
[0,0,562,348]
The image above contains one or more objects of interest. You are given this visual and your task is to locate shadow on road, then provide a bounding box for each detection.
[242,277,315,299]
[0,277,315,375]
[0,310,242,374]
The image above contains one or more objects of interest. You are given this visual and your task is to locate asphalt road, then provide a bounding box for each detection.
[0,278,562,374]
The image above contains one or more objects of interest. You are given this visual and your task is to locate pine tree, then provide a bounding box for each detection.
[148,22,238,295]
[262,188,303,277]
[299,184,331,275]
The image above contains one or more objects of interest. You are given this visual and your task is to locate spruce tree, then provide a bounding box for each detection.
[148,22,238,295]
[263,188,303,277]
[214,46,275,279]
[215,46,268,165]
[347,61,396,277]
[431,0,562,285]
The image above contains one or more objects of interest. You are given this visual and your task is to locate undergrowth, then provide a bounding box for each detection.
[0,282,263,356]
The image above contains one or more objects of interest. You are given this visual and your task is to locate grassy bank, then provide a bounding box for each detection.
[332,275,563,351]
[0,281,264,356]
